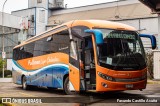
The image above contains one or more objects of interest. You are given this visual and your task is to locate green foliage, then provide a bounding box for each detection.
[0,70,12,78]
[0,58,11,78]
[0,58,6,69]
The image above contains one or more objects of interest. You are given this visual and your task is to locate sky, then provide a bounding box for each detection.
[0,0,116,14]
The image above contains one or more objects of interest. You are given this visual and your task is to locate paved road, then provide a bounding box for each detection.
[0,83,160,106]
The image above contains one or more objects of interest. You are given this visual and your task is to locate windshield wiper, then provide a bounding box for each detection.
[113,39,126,70]
[129,52,143,70]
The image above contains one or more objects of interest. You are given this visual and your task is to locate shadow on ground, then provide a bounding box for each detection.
[15,86,146,105]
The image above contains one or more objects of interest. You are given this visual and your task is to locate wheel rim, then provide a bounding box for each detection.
[66,80,70,92]
[23,77,26,89]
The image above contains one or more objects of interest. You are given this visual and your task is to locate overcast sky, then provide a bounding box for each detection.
[0,0,116,14]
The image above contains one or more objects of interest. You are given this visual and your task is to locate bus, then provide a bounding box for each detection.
[12,20,156,94]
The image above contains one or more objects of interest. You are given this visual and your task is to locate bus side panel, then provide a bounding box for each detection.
[12,69,22,85]
[52,65,69,88]
[12,59,28,85]
[26,64,69,88]
[12,53,69,88]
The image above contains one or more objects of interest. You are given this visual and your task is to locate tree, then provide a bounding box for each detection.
[0,58,6,70]
[0,58,7,77]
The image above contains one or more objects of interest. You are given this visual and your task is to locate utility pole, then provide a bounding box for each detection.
[2,0,8,78]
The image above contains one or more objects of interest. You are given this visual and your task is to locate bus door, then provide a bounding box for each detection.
[69,32,84,92]
[83,36,96,90]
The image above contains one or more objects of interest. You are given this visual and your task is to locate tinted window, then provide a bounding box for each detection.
[71,26,90,38]
[13,29,70,60]
[13,42,34,60]
[34,29,70,57]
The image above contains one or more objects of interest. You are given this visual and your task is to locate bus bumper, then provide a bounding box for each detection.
[96,79,147,92]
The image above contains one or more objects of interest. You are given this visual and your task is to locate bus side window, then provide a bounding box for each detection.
[52,29,70,54]
[13,48,19,60]
[71,26,90,60]
[24,42,34,58]
[70,40,78,60]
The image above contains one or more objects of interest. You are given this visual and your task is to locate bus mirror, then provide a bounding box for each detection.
[84,29,103,45]
[20,46,24,50]
[47,36,53,42]
[139,34,157,49]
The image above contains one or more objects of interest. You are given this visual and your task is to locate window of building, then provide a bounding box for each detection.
[39,10,45,23]
[37,0,42,3]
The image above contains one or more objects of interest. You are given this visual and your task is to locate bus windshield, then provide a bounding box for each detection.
[96,28,146,71]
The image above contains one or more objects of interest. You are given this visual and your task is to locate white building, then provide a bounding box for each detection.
[0,0,159,78]
[10,0,159,50]
[1,0,158,78]
[0,12,22,58]
[12,0,64,41]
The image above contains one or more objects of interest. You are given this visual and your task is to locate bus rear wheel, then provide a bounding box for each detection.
[22,76,29,90]
[64,76,77,95]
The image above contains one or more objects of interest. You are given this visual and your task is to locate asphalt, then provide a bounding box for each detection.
[0,82,160,106]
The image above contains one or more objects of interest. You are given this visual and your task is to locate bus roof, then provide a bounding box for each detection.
[14,20,136,49]
[65,20,136,31]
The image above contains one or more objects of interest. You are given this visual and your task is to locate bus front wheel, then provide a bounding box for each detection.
[64,76,77,95]
[22,76,29,90]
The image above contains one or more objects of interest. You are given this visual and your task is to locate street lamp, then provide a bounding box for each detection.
[1,0,8,78]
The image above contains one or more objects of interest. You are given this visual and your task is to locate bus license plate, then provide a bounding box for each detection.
[125,84,133,88]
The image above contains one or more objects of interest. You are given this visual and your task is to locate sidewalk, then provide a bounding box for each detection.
[147,79,160,84]
[0,78,13,82]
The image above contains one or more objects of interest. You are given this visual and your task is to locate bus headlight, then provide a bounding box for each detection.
[98,72,113,81]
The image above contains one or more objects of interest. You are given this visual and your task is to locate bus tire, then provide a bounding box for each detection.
[22,76,29,90]
[64,76,77,95]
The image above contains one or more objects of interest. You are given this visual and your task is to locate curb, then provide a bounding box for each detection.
[0,78,13,83]
[147,80,160,84]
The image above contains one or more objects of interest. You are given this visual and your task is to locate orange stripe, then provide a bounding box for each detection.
[17,53,69,70]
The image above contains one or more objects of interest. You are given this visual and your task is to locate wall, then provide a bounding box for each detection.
[49,0,157,24]
[0,12,22,29]
[36,8,48,35]
[48,0,158,50]
[12,8,36,41]
[0,32,18,58]
[0,12,21,58]
[116,18,158,50]
[28,0,48,9]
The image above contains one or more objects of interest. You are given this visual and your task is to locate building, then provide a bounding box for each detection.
[0,0,157,60]
[0,12,21,58]
[47,0,159,50]
[12,0,64,41]
[139,0,160,79]
[0,12,23,77]
[11,0,159,50]
[0,0,159,77]
[139,0,160,14]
